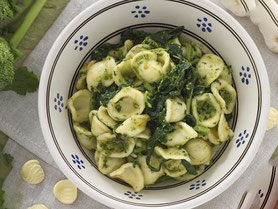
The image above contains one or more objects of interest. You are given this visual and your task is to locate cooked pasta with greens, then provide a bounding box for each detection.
[68,26,236,192]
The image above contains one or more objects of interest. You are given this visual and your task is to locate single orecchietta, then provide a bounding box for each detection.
[267,107,278,130]
[20,160,45,184]
[53,179,78,204]
[27,204,49,209]
[220,0,278,53]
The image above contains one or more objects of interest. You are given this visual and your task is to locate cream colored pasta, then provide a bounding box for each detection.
[138,155,164,185]
[164,122,198,146]
[97,133,135,158]
[110,163,144,192]
[196,54,225,86]
[211,79,236,114]
[91,115,112,137]
[163,160,187,178]
[131,49,170,83]
[20,160,44,184]
[154,146,191,162]
[267,107,278,130]
[165,98,187,123]
[109,40,133,59]
[113,59,136,86]
[70,30,237,191]
[76,60,96,90]
[53,179,77,204]
[192,93,222,127]
[86,56,116,90]
[115,114,150,137]
[94,151,126,175]
[68,89,93,123]
[185,138,212,165]
[27,204,49,209]
[73,123,96,150]
[218,65,232,85]
[107,87,145,121]
[97,106,117,128]
[135,128,151,140]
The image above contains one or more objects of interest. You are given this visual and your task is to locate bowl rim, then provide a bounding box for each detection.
[38,0,270,208]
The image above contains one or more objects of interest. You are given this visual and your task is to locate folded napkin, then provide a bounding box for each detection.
[1,0,278,208]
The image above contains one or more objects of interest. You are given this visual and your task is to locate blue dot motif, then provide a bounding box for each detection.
[54,93,64,113]
[189,179,207,191]
[131,5,150,18]
[124,191,143,200]
[240,66,251,85]
[196,17,212,33]
[258,189,264,198]
[236,130,249,148]
[71,154,85,170]
[74,35,89,51]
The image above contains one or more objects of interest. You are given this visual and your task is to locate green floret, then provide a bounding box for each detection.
[0,0,14,21]
[0,37,14,90]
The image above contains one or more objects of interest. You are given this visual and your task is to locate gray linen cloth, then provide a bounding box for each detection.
[1,0,278,208]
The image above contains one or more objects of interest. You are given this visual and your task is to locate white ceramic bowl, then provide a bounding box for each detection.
[38,0,270,208]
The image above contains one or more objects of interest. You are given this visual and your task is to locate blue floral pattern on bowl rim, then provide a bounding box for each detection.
[197,17,212,32]
[124,191,143,200]
[239,66,251,85]
[131,5,150,18]
[74,35,89,51]
[54,93,64,112]
[189,180,207,190]
[71,154,85,170]
[236,130,249,148]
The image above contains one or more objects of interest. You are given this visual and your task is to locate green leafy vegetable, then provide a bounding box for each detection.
[181,159,197,175]
[93,83,119,108]
[183,114,197,127]
[90,43,120,62]
[3,66,39,95]
[194,125,209,137]
[0,0,47,94]
[120,28,148,45]
[197,100,217,121]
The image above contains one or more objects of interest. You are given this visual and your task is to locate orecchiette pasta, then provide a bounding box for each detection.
[154,146,191,162]
[73,123,96,150]
[164,122,198,146]
[131,49,170,83]
[110,163,144,192]
[135,128,151,140]
[20,160,45,184]
[68,89,93,123]
[53,179,77,204]
[91,115,112,137]
[196,54,225,86]
[113,59,136,86]
[165,98,187,123]
[163,160,187,178]
[185,138,212,165]
[97,106,117,128]
[138,155,164,185]
[211,79,236,114]
[87,56,116,90]
[115,114,150,137]
[70,28,237,192]
[76,61,96,90]
[108,40,133,59]
[97,133,135,158]
[192,93,222,127]
[94,151,126,175]
[107,87,145,121]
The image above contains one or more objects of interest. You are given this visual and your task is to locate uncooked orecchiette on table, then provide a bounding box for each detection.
[68,27,236,192]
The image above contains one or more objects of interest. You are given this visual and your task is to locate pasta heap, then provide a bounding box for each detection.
[68,27,236,192]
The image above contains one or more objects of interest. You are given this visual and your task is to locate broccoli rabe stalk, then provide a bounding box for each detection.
[10,0,47,48]
[0,0,46,91]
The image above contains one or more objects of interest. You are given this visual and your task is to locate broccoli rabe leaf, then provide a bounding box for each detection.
[120,28,148,45]
[90,43,120,62]
[181,159,197,175]
[0,189,5,209]
[4,66,39,95]
[0,153,13,188]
